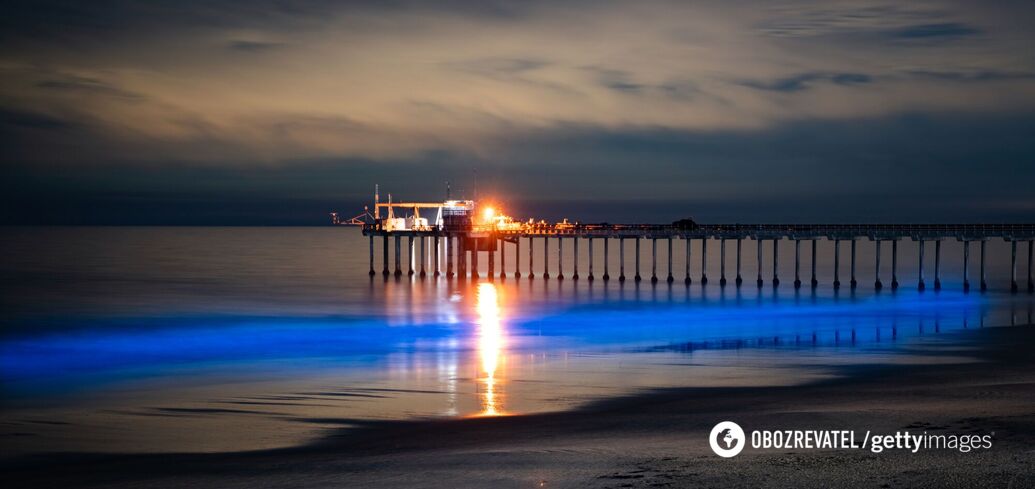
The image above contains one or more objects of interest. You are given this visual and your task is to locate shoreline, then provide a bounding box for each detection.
[6,323,1035,487]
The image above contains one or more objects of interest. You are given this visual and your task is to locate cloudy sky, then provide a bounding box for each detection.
[2,0,1034,224]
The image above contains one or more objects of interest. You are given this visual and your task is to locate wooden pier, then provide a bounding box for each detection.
[362,223,1035,293]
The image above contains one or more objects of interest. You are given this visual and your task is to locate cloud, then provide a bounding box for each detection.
[891,22,979,41]
[226,40,286,52]
[35,74,145,101]
[740,72,872,92]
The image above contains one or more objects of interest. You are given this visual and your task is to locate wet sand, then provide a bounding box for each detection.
[6,325,1035,488]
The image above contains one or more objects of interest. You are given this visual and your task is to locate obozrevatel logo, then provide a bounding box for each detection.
[709,421,745,457]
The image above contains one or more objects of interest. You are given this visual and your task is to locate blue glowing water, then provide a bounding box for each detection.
[0,227,1031,455]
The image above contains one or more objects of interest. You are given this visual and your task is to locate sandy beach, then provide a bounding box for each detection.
[6,324,1034,488]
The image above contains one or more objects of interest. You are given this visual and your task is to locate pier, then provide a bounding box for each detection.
[362,221,1035,293]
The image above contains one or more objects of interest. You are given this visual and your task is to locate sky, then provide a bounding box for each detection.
[2,0,1034,224]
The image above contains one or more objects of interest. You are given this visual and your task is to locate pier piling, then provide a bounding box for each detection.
[620,238,627,282]
[891,240,899,290]
[488,239,495,279]
[684,238,691,285]
[543,237,550,279]
[700,239,708,284]
[849,239,857,289]
[499,238,505,279]
[934,240,941,290]
[651,238,658,283]
[434,236,440,277]
[514,238,521,278]
[635,238,641,282]
[419,236,426,278]
[528,237,534,279]
[573,237,579,280]
[394,236,402,277]
[368,235,375,276]
[980,240,987,292]
[736,238,743,286]
[1028,240,1033,293]
[603,238,610,281]
[383,236,390,276]
[794,239,801,288]
[1011,240,1018,293]
[810,240,818,288]
[772,239,780,287]
[756,239,763,288]
[558,237,564,280]
[874,240,882,289]
[720,238,727,286]
[962,240,970,291]
[833,239,841,290]
[667,238,674,283]
[408,236,415,276]
[446,236,454,277]
[917,239,925,291]
[588,238,595,281]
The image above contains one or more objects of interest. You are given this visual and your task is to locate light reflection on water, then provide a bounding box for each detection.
[476,283,505,416]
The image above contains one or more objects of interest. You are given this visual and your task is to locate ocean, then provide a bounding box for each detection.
[1,226,1031,456]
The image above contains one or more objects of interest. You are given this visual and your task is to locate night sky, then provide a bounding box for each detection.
[2,1,1034,224]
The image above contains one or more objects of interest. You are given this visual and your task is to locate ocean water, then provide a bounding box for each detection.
[1,227,1032,456]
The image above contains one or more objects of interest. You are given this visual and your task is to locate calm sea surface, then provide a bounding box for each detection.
[1,227,1032,456]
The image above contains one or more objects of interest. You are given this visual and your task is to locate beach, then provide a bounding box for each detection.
[7,323,1034,488]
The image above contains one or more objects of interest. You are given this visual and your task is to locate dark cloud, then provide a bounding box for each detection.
[891,22,979,41]
[0,108,75,130]
[4,112,1034,224]
[35,74,145,100]
[906,70,1035,82]
[740,72,872,92]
